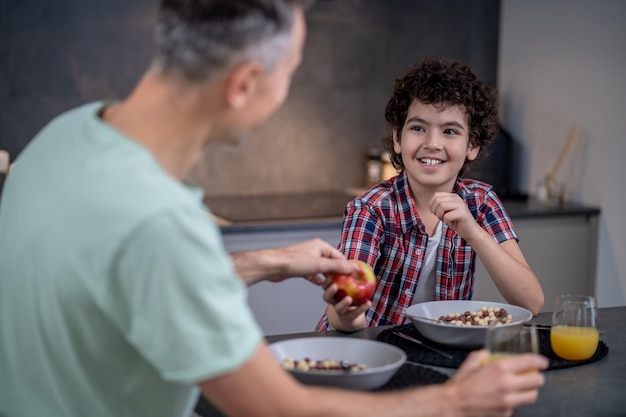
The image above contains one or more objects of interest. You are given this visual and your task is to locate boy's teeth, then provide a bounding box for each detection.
[420,158,441,166]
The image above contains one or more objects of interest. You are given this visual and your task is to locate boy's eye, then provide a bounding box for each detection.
[444,128,458,135]
[410,125,424,132]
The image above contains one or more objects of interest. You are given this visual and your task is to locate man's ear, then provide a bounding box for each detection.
[224,61,263,109]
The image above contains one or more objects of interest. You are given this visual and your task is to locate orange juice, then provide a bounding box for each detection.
[550,325,599,360]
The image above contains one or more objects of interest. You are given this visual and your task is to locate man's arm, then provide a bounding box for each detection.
[198,342,548,417]
[230,238,358,286]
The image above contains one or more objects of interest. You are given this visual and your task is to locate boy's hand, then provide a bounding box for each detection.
[429,192,482,240]
[322,279,370,331]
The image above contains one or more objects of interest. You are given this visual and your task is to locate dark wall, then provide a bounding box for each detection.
[0,0,501,195]
[0,0,156,158]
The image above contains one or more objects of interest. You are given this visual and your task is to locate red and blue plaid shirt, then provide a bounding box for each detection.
[316,171,517,331]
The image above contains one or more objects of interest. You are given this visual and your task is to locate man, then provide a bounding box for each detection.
[0,1,547,416]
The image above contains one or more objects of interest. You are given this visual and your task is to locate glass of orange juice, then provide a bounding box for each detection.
[550,294,599,360]
[483,323,539,366]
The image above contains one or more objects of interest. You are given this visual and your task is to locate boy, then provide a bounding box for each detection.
[318,57,544,332]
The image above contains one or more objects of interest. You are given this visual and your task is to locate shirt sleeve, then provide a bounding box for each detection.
[315,199,385,331]
[107,205,263,384]
[339,199,385,266]
[478,189,518,243]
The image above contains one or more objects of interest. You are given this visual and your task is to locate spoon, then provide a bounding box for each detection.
[392,331,454,359]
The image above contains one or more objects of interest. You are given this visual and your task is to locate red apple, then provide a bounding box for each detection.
[331,260,376,306]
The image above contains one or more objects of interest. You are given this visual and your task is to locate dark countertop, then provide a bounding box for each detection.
[266,306,626,417]
[207,192,601,234]
[498,198,601,219]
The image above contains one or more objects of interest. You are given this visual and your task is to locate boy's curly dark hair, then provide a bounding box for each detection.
[382,57,499,177]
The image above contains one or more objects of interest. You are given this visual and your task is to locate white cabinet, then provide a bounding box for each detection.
[473,214,599,313]
[222,224,342,336]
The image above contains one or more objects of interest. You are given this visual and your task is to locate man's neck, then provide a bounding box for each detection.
[101,71,218,180]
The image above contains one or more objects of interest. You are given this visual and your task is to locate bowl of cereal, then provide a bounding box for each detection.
[268,337,406,390]
[404,300,533,349]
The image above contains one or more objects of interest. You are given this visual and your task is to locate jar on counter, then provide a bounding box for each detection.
[380,151,397,181]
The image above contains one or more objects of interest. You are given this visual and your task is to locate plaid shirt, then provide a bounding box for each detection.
[316,171,517,331]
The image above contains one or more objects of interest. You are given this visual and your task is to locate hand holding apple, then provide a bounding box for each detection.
[330,260,376,306]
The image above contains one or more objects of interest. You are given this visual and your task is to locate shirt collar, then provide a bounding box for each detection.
[394,171,468,234]
[394,171,420,234]
[453,177,469,199]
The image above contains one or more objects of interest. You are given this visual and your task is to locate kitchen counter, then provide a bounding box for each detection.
[496,198,600,219]
[208,193,600,233]
[205,191,353,230]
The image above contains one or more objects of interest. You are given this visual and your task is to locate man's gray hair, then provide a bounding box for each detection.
[152,0,310,82]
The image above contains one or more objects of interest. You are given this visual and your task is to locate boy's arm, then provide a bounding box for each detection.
[469,234,544,315]
[430,192,544,315]
[323,202,384,331]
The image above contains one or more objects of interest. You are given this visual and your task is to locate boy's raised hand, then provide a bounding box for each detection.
[429,192,482,240]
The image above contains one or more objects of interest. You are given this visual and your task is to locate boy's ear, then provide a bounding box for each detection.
[466,142,480,161]
[223,61,263,109]
[392,129,402,154]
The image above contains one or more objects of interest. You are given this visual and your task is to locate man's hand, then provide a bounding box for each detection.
[231,238,358,286]
[444,350,549,417]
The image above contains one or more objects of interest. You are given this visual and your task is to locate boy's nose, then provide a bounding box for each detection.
[423,132,443,149]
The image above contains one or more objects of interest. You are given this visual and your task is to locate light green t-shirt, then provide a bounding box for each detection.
[0,102,263,417]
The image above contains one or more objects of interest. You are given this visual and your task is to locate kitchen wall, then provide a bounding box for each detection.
[499,0,626,307]
[1,1,500,196]
[0,0,156,158]
[189,0,501,197]
[0,1,500,192]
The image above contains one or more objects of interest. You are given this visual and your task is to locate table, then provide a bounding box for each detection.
[266,306,626,417]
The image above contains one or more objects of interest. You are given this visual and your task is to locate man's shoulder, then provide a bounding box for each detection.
[12,98,207,236]
[40,102,106,133]
[17,102,109,165]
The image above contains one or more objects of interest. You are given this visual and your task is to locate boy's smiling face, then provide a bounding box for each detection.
[393,99,480,195]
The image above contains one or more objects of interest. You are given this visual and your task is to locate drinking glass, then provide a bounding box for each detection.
[550,294,599,360]
[483,323,539,365]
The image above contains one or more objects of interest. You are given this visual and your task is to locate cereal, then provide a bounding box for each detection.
[280,357,366,372]
[433,307,513,326]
